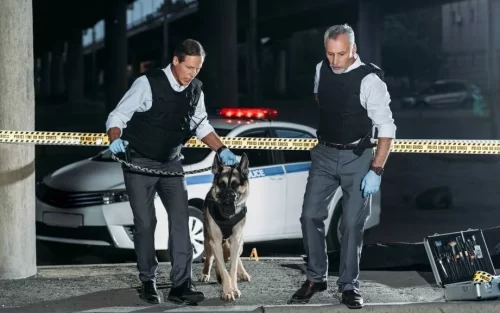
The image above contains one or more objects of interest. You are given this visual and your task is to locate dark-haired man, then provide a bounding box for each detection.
[106,39,237,305]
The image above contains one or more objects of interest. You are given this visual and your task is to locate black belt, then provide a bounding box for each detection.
[318,139,358,150]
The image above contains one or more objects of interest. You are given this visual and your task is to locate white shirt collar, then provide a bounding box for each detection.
[329,53,363,74]
[340,53,364,73]
[163,63,188,91]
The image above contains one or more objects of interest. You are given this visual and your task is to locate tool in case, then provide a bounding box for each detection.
[424,228,500,301]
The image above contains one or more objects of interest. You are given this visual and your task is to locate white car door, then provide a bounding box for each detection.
[230,128,286,241]
[274,128,316,237]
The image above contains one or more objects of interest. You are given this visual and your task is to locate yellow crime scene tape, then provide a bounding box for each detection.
[2,130,500,154]
[473,271,494,283]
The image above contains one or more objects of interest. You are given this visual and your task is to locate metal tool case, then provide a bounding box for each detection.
[424,229,500,301]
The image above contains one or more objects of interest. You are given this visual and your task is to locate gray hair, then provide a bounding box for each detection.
[323,24,355,47]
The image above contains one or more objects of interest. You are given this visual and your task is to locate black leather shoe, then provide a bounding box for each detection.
[140,281,161,304]
[167,280,205,304]
[288,279,327,304]
[341,290,364,309]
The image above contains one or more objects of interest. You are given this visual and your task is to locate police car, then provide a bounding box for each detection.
[35,108,381,262]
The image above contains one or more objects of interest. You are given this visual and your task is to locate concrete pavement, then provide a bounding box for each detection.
[0,259,499,313]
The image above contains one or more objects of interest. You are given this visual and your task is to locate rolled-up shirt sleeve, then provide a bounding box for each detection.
[105,76,151,134]
[361,74,397,138]
[191,91,215,140]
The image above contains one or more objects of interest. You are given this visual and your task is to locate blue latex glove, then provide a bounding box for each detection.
[361,170,381,198]
[109,138,128,154]
[219,148,237,166]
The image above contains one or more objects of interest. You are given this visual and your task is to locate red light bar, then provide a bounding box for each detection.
[219,108,278,120]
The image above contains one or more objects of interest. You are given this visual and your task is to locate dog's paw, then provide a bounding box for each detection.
[221,283,235,301]
[238,272,251,282]
[221,290,235,301]
[232,288,241,298]
[221,291,235,301]
[198,273,210,282]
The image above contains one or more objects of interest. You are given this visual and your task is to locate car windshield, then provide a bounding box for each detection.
[91,128,232,165]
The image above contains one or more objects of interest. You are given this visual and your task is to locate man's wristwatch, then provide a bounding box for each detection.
[370,165,384,176]
[216,145,228,155]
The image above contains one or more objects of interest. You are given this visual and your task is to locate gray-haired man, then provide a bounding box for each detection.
[289,24,396,309]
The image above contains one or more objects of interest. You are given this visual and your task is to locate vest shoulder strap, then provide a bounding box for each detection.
[188,78,203,107]
[363,63,385,82]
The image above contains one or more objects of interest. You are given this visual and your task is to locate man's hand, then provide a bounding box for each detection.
[219,148,237,166]
[107,127,128,154]
[361,170,381,198]
[200,131,237,165]
[109,138,128,154]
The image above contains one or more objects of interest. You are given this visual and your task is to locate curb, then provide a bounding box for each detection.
[261,301,500,313]
[78,302,500,313]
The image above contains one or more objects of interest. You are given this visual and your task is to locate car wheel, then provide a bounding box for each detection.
[188,206,205,263]
[156,206,205,263]
[326,200,343,252]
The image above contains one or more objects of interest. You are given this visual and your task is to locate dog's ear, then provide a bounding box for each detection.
[212,154,223,174]
[238,153,249,175]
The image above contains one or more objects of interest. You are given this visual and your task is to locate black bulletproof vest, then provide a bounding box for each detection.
[317,59,384,144]
[121,68,202,162]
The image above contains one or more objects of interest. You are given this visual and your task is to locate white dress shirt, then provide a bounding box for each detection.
[105,64,215,140]
[313,54,397,139]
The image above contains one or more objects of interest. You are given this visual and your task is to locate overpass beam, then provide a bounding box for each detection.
[104,0,128,113]
[199,0,238,108]
[0,0,36,280]
[356,0,383,66]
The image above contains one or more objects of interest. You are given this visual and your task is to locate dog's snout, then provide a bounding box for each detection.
[220,189,237,203]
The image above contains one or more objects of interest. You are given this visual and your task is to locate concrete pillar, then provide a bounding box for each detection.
[67,29,84,104]
[50,41,65,98]
[271,38,289,97]
[199,0,238,109]
[487,0,499,138]
[246,0,260,106]
[161,0,170,67]
[0,0,37,280]
[276,48,287,97]
[40,51,51,97]
[104,0,128,113]
[356,0,382,66]
[90,29,99,99]
[34,56,41,95]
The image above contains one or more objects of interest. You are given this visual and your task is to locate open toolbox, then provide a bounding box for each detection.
[423,229,500,301]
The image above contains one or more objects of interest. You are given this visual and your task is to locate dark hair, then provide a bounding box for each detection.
[173,39,206,62]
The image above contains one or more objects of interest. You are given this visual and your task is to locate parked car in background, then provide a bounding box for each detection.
[401,79,485,110]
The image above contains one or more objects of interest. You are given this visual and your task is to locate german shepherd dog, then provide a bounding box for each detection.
[198,153,252,301]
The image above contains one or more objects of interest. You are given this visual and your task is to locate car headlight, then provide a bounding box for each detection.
[102,190,129,204]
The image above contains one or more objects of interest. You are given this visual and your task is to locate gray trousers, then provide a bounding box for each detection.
[301,144,372,292]
[122,150,192,287]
